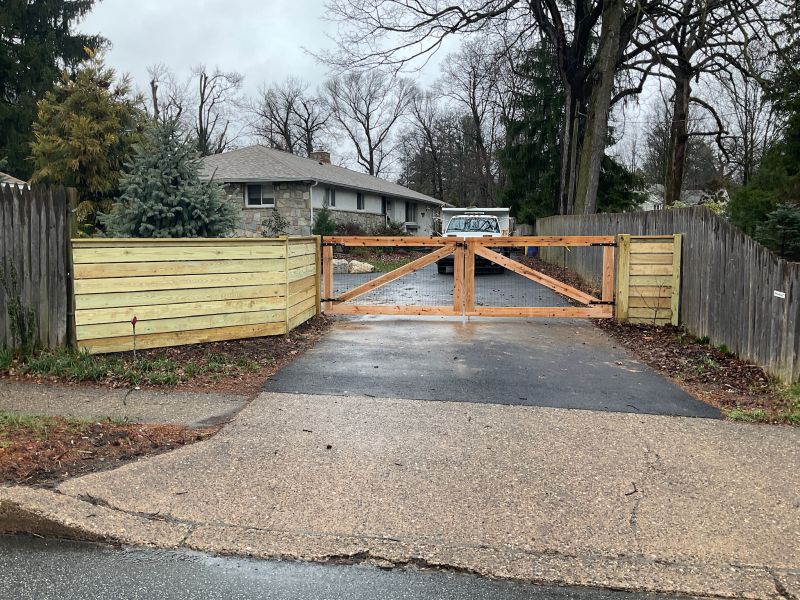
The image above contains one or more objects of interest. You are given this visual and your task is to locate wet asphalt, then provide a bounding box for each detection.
[265,317,719,418]
[0,535,697,600]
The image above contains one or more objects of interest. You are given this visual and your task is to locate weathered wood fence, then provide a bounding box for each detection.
[537,207,800,383]
[0,185,71,349]
[72,237,319,353]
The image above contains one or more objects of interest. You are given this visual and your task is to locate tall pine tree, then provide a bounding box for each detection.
[103,119,239,238]
[0,0,103,178]
[499,41,564,223]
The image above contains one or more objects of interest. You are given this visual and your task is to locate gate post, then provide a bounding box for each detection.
[615,234,630,321]
[453,242,465,315]
[464,240,475,314]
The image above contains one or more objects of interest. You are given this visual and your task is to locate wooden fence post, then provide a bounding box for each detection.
[615,234,631,321]
[314,235,322,315]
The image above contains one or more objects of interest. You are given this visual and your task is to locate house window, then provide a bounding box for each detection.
[405,202,417,223]
[356,192,365,210]
[381,196,387,215]
[246,184,274,207]
[325,187,336,207]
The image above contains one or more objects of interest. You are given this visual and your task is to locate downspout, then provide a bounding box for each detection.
[309,180,318,234]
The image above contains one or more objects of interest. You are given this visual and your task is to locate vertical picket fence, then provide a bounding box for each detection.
[0,185,71,349]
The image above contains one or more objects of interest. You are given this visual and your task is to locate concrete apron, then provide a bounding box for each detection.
[2,392,798,598]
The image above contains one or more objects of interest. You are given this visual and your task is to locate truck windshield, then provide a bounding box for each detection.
[446,217,500,233]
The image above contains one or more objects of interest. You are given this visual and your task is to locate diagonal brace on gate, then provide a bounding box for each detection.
[335,246,455,303]
[472,245,601,305]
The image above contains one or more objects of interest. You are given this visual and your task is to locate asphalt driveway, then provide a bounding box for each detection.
[265,317,719,418]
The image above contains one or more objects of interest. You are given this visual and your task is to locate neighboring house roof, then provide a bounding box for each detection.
[200,145,449,207]
[0,171,27,186]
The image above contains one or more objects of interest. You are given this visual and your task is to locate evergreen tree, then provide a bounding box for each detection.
[103,120,239,238]
[29,51,144,233]
[597,156,646,213]
[0,0,103,178]
[312,205,336,236]
[755,203,800,261]
[498,41,563,223]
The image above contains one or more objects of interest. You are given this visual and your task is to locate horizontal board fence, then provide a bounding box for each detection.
[0,185,71,350]
[536,207,800,383]
[72,237,320,354]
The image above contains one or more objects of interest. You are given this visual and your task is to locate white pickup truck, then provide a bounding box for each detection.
[436,211,510,274]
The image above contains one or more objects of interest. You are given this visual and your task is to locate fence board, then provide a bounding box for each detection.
[537,207,800,382]
[0,185,70,349]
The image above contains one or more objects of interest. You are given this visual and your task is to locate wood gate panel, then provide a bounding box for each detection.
[322,236,615,319]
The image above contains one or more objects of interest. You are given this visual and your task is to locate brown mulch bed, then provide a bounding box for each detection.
[0,417,217,487]
[595,319,797,423]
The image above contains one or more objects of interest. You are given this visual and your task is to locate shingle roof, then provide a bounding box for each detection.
[0,171,27,186]
[199,145,448,207]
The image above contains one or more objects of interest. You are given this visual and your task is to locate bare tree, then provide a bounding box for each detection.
[251,78,330,157]
[716,46,781,185]
[322,0,676,214]
[324,70,414,176]
[438,38,504,205]
[407,89,445,199]
[146,64,189,123]
[192,65,243,156]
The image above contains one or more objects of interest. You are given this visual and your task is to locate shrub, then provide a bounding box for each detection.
[312,205,336,236]
[334,221,367,236]
[370,222,408,236]
[261,209,290,237]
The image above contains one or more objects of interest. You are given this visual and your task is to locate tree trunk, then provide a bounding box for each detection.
[558,85,574,215]
[573,0,624,214]
[666,72,691,206]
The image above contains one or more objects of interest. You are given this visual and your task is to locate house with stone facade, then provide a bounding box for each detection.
[199,145,449,237]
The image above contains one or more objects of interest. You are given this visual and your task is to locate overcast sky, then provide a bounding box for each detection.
[78,0,339,98]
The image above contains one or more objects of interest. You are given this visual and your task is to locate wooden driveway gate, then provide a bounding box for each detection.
[321,236,615,318]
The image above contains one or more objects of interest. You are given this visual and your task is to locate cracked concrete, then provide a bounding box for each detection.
[2,392,797,598]
[0,381,249,427]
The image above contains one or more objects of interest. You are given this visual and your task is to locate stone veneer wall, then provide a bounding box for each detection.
[225,182,313,237]
[332,210,386,233]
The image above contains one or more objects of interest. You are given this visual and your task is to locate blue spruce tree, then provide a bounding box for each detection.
[104,120,239,237]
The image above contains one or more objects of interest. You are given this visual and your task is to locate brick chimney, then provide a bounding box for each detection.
[310,150,331,165]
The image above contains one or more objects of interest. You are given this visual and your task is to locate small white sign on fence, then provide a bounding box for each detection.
[774,290,786,299]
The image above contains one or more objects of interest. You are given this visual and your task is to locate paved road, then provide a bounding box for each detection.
[0,535,697,600]
[265,317,718,418]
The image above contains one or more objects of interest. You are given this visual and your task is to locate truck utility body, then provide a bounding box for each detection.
[437,211,511,275]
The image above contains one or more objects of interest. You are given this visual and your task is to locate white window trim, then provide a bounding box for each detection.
[245,183,275,208]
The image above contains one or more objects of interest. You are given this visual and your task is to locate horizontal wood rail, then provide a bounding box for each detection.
[323,235,615,247]
[324,236,457,247]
